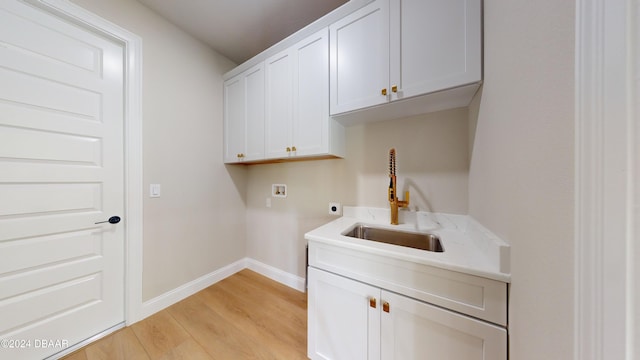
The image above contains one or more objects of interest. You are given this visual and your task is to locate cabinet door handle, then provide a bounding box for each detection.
[391,85,398,93]
[369,297,377,309]
[291,146,296,152]
[383,301,390,313]
[286,147,291,152]
[381,88,387,96]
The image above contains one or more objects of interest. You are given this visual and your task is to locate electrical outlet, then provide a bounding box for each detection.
[328,202,342,216]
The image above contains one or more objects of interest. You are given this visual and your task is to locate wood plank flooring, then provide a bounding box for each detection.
[61,270,308,360]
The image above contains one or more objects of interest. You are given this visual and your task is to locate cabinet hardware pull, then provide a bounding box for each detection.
[369,297,377,309]
[381,88,387,96]
[291,146,297,152]
[392,85,398,93]
[383,301,390,313]
[286,147,291,152]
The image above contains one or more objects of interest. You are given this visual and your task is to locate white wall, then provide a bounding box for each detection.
[246,108,469,278]
[468,1,575,359]
[69,0,247,301]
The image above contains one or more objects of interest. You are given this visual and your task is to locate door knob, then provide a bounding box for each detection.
[95,216,121,224]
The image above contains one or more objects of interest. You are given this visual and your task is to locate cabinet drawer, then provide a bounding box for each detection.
[309,241,507,326]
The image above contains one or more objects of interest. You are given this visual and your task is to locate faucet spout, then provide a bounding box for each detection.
[388,148,409,225]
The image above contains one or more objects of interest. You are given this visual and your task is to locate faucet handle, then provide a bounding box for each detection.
[398,190,410,207]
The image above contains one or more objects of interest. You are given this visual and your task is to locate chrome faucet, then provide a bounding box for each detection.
[388,148,409,225]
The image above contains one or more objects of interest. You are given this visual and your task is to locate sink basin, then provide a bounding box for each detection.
[343,224,444,252]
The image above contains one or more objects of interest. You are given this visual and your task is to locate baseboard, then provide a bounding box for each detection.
[137,258,304,322]
[245,258,306,292]
[139,258,246,320]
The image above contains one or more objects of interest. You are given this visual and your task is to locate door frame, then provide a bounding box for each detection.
[24,0,145,328]
[574,0,637,359]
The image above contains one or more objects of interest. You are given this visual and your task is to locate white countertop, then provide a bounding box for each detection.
[305,207,511,283]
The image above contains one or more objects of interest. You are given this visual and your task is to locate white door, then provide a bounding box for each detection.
[0,2,125,359]
[307,267,380,360]
[389,0,482,101]
[292,28,329,157]
[223,62,264,163]
[243,64,265,162]
[265,49,293,159]
[380,291,507,360]
[329,0,389,115]
[223,74,247,163]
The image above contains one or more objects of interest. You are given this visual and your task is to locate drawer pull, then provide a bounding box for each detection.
[369,297,377,309]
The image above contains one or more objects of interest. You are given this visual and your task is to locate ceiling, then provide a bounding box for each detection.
[137,0,349,64]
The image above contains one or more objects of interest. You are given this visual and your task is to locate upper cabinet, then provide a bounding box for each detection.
[264,48,292,159]
[329,0,482,119]
[266,28,345,160]
[223,0,483,163]
[225,28,345,164]
[223,63,265,163]
[329,0,390,114]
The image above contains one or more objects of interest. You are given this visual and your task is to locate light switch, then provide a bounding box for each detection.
[150,184,161,198]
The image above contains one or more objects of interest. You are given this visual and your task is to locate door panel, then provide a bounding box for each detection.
[390,0,482,100]
[223,75,246,162]
[307,267,380,360]
[244,64,265,161]
[292,29,329,156]
[0,2,125,359]
[265,50,293,158]
[329,0,389,115]
[381,291,507,360]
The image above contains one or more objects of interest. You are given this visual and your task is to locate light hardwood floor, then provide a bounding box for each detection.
[62,270,308,360]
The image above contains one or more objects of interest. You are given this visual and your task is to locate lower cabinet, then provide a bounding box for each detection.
[307,267,507,360]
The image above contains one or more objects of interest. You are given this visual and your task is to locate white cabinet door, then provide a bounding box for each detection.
[223,63,264,163]
[223,75,245,163]
[308,267,381,360]
[244,64,265,161]
[380,290,507,360]
[329,0,390,115]
[265,50,293,159]
[292,29,329,156]
[389,0,482,101]
[267,28,340,159]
